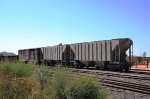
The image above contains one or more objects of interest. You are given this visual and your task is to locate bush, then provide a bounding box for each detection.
[37,66,52,91]
[0,74,34,99]
[32,65,55,99]
[0,62,33,77]
[51,67,69,99]
[0,62,35,99]
[65,75,107,99]
[50,67,107,99]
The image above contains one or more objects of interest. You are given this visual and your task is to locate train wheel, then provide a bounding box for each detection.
[44,61,46,66]
[124,68,129,72]
[74,62,79,69]
[119,65,123,72]
[123,65,129,72]
[47,62,51,66]
[95,64,100,70]
[75,65,79,69]
[103,66,107,71]
[80,65,84,69]
[87,66,89,69]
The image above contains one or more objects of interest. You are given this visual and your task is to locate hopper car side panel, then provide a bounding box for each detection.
[75,44,79,60]
[93,42,97,61]
[102,41,106,61]
[85,43,89,61]
[106,40,111,61]
[82,43,86,61]
[97,41,102,61]
[79,44,82,60]
[89,42,93,61]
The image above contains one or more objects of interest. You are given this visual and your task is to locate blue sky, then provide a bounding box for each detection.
[0,0,150,56]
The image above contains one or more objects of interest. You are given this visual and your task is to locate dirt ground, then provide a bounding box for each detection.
[131,63,150,70]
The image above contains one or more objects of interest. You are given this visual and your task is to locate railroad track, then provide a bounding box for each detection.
[47,66,150,95]
[97,72,150,80]
[69,68,150,81]
[130,69,150,75]
[100,78,150,95]
[47,66,150,80]
[131,69,150,72]
[67,68,150,95]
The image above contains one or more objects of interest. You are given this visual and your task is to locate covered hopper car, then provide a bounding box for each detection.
[41,44,70,66]
[70,38,133,71]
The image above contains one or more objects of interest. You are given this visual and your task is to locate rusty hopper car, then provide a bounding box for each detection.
[18,48,43,64]
[70,38,133,71]
[42,44,70,66]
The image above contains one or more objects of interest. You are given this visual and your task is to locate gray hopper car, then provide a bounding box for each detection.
[70,38,133,71]
[42,44,70,66]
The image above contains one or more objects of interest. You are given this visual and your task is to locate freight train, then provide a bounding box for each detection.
[18,38,133,71]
